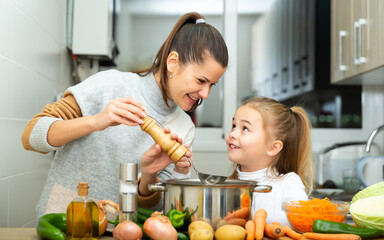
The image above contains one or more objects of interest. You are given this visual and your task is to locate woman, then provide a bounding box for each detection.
[22,12,228,219]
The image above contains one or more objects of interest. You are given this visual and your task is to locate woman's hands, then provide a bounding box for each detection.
[138,129,192,196]
[92,97,146,131]
[173,146,192,174]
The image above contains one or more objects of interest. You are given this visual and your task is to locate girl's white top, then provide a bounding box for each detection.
[237,166,308,227]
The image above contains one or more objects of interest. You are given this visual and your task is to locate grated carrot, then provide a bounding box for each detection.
[284,197,347,232]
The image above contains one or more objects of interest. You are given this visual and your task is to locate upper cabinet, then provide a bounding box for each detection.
[331,0,384,84]
[251,0,315,101]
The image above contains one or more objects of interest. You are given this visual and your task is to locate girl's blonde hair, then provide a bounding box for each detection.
[230,97,313,193]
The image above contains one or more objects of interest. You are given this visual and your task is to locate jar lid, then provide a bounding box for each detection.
[120,163,138,181]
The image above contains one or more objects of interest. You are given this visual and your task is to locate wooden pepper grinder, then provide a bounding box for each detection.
[140,115,188,162]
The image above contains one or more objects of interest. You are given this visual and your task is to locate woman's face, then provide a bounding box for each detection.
[167,56,226,111]
[225,105,272,172]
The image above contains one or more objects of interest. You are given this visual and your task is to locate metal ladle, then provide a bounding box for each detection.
[187,157,228,184]
[140,114,228,185]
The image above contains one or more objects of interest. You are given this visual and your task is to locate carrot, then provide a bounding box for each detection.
[254,208,267,240]
[264,223,284,239]
[283,225,302,240]
[273,222,286,236]
[303,232,361,240]
[277,237,296,240]
[241,193,251,208]
[284,197,347,232]
[245,220,255,240]
[226,218,247,227]
[224,207,250,221]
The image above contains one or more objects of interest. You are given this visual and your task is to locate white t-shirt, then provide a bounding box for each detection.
[237,167,308,227]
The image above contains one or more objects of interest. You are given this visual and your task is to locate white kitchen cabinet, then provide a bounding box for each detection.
[331,0,383,84]
[70,0,115,59]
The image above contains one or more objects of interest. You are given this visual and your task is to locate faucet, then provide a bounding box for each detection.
[366,124,384,152]
[321,141,367,154]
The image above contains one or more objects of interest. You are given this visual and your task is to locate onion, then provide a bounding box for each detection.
[113,220,143,240]
[143,215,178,240]
[98,208,108,236]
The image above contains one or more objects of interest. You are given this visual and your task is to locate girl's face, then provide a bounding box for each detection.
[167,56,226,111]
[225,105,273,172]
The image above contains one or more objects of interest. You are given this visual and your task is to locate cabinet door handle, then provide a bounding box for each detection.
[354,21,360,65]
[339,30,347,71]
[358,18,367,63]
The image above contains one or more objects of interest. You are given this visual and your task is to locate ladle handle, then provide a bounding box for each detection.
[251,185,272,193]
[140,115,188,162]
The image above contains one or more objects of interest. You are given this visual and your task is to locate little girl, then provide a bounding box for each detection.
[226,97,313,227]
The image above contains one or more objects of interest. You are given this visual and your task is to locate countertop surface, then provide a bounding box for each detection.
[1,228,384,240]
[0,228,114,240]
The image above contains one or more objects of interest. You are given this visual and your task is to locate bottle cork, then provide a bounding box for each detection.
[77,182,89,197]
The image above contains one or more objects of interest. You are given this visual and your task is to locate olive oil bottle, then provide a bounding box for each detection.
[66,182,99,240]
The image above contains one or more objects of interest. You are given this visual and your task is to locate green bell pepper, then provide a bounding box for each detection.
[36,213,66,240]
[167,209,187,229]
[183,207,198,226]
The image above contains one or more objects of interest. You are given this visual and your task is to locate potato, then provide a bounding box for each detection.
[214,224,247,240]
[188,220,214,236]
[190,228,213,240]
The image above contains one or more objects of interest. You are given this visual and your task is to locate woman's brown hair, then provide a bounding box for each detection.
[136,12,228,112]
[229,97,313,193]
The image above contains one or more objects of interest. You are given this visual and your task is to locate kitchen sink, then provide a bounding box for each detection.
[310,188,355,202]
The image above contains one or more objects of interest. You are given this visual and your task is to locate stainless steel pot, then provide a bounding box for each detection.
[148,179,271,227]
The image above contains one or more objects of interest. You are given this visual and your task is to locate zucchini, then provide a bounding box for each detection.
[138,207,155,218]
[136,212,149,224]
[313,219,383,239]
[137,222,150,239]
[177,232,189,240]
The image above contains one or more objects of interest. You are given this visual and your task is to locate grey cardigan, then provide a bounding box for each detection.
[29,70,195,219]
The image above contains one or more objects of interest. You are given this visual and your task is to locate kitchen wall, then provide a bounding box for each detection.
[0,0,72,227]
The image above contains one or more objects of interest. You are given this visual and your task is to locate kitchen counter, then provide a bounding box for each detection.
[0,228,114,240]
[1,228,384,240]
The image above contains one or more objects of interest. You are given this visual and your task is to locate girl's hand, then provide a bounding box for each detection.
[92,97,146,131]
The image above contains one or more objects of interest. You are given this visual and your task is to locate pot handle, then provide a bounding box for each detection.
[148,182,167,192]
[251,184,272,193]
